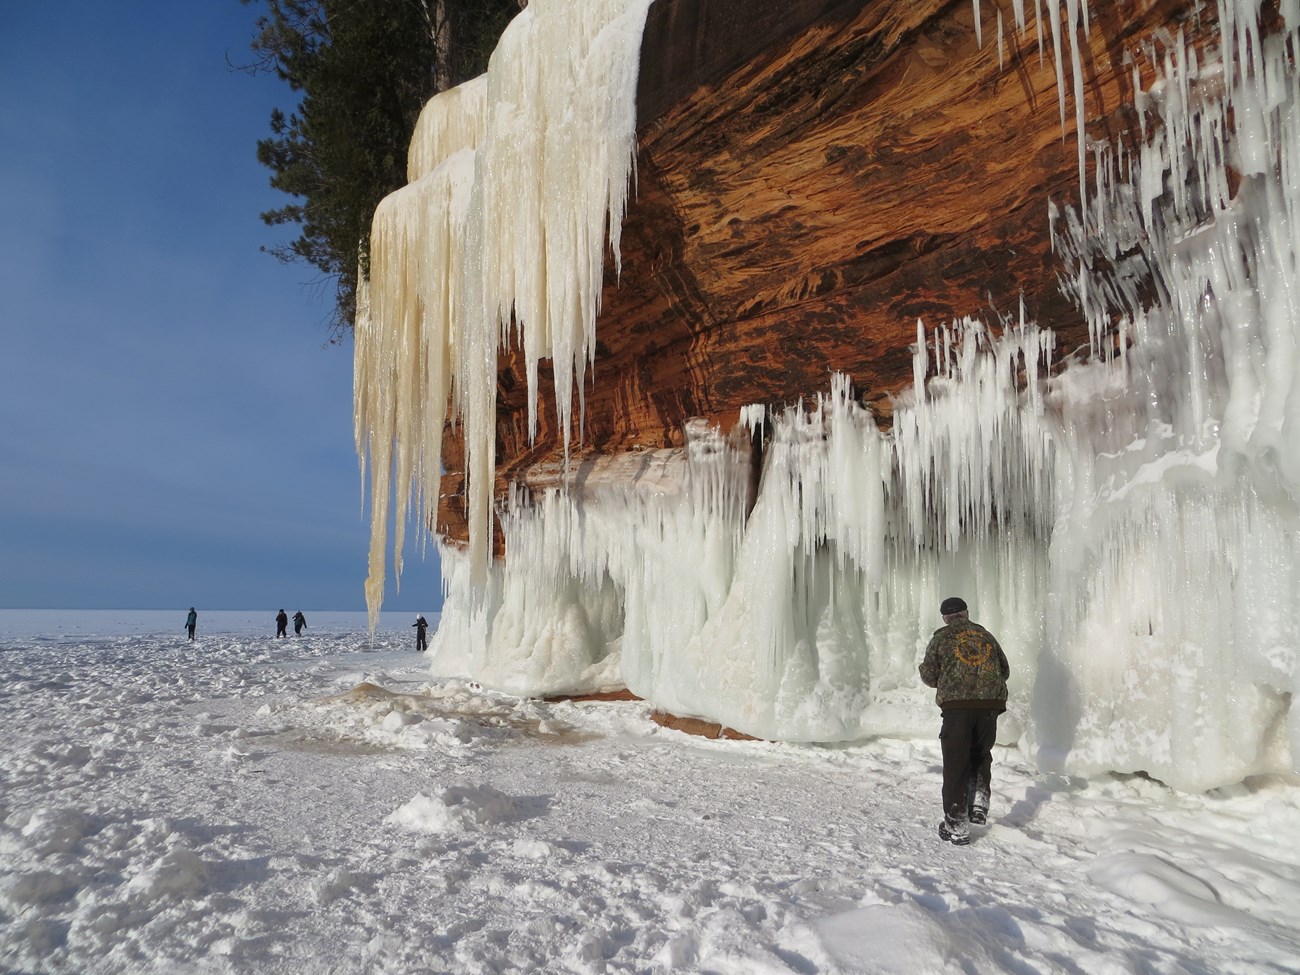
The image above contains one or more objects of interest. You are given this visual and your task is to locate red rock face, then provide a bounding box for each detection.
[437,0,1216,549]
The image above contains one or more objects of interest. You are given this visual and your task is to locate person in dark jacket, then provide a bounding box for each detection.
[919,596,1010,846]
[275,609,289,639]
[413,614,429,652]
[292,610,307,636]
[184,607,198,641]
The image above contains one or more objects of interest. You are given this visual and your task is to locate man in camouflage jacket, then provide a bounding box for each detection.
[919,596,1010,845]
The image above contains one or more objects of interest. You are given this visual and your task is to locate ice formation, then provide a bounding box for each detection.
[354,0,655,624]
[358,0,1300,792]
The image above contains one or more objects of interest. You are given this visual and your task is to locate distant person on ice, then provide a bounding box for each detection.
[919,596,1010,846]
[413,614,428,652]
[292,611,306,636]
[275,609,289,639]
[184,607,198,641]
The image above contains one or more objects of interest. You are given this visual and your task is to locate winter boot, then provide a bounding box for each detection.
[967,778,990,826]
[939,819,970,845]
[939,806,970,845]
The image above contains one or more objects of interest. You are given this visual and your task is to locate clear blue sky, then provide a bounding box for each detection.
[0,2,442,612]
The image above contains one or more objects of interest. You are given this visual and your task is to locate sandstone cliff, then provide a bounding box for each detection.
[436,0,1217,548]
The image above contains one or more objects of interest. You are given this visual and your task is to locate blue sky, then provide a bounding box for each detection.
[0,2,441,611]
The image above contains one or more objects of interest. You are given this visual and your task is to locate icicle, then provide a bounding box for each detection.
[914,317,929,392]
[356,144,477,632]
[1047,0,1067,132]
[1035,0,1046,65]
[358,0,656,597]
[998,9,1005,71]
[1066,0,1088,208]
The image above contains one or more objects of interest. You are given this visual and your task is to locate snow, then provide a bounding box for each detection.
[3,611,1299,974]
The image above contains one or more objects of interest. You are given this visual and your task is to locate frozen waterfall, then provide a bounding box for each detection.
[356,0,1300,792]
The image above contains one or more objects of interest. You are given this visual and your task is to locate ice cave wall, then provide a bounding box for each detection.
[357,0,1300,792]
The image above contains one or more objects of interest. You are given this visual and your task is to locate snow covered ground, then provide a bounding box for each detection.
[2,611,1298,974]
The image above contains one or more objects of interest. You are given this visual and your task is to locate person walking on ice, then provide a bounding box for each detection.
[184,607,198,641]
[292,610,306,636]
[275,609,289,638]
[413,614,428,652]
[919,596,1010,846]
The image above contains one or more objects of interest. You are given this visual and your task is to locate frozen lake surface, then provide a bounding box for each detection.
[1,611,1298,973]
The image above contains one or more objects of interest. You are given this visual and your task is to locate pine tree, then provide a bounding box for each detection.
[241,0,521,334]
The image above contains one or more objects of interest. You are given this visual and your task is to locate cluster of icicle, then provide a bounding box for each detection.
[354,0,655,628]
[972,0,1095,197]
[1033,0,1300,788]
[433,329,1059,746]
[363,0,1300,791]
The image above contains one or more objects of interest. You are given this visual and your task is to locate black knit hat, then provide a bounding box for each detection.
[940,596,968,616]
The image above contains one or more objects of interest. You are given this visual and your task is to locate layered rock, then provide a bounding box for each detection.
[436,0,1216,548]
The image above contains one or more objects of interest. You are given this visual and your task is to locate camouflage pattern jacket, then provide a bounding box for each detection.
[919,619,1010,710]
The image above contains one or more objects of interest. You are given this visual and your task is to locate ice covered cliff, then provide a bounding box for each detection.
[356,0,1300,792]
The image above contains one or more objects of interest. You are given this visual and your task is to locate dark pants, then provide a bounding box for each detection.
[416,631,427,651]
[939,708,999,822]
[186,625,196,640]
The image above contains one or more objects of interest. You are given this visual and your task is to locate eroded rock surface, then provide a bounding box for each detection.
[438,0,1214,547]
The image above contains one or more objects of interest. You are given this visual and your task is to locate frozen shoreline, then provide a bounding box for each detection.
[2,616,1298,974]
[0,609,437,641]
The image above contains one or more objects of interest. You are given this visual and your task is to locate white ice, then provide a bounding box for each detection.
[355,0,656,604]
[3,611,1299,974]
